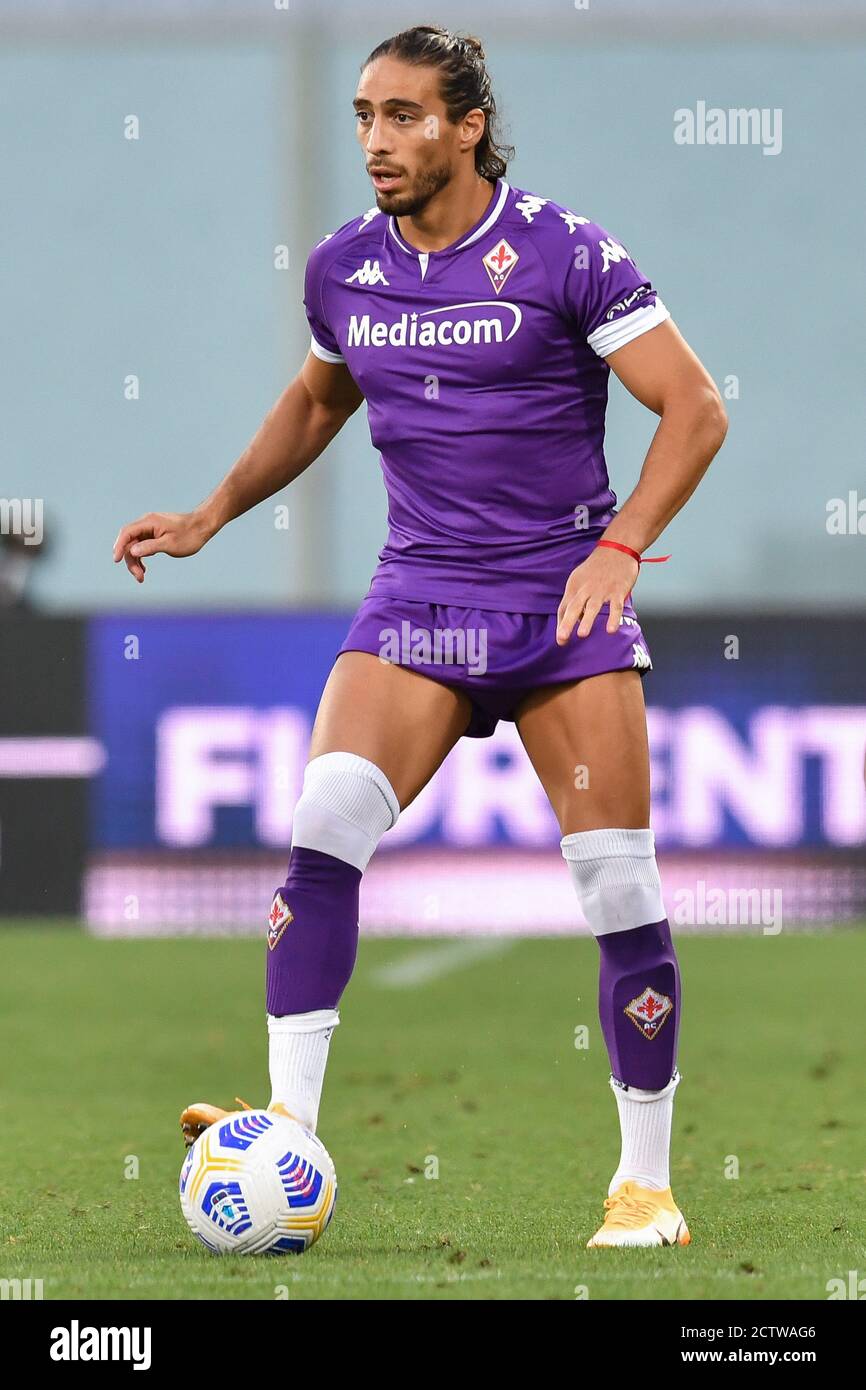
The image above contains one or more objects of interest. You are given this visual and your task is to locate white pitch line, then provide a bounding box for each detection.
[371,937,515,989]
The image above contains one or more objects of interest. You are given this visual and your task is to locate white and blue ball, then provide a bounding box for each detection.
[179,1109,337,1255]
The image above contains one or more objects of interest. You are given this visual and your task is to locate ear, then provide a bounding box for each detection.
[459,107,486,156]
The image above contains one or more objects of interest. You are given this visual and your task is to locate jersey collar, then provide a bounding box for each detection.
[387,178,511,259]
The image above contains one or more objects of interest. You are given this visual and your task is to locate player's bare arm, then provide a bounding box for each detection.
[556,319,728,643]
[112,352,363,583]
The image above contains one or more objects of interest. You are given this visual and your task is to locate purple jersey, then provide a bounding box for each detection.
[304,179,669,613]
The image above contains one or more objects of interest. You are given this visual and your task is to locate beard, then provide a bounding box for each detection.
[373,159,453,216]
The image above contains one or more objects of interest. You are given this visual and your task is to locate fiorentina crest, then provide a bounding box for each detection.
[482,238,519,294]
[267,892,293,951]
[624,986,673,1039]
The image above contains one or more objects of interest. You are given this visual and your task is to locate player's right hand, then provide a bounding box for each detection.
[112,511,213,583]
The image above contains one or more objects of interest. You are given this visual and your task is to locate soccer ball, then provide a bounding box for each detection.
[179,1109,337,1255]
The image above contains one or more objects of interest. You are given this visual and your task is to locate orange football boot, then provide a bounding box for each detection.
[587,1180,691,1248]
[179,1097,299,1147]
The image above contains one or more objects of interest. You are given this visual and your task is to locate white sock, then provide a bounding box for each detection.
[561,826,665,936]
[608,1069,680,1194]
[267,1009,339,1132]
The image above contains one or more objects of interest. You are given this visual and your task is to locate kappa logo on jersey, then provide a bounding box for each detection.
[632,641,652,670]
[357,207,382,231]
[515,193,548,224]
[482,238,519,294]
[559,210,591,234]
[346,258,390,287]
[267,892,293,950]
[599,238,632,274]
[624,986,673,1040]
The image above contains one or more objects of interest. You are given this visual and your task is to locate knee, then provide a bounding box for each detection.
[291,751,400,872]
[561,826,666,936]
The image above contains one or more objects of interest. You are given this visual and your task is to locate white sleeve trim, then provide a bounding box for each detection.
[587,298,670,358]
[309,334,344,365]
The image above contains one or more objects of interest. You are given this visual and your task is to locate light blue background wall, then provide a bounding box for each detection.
[3,14,864,612]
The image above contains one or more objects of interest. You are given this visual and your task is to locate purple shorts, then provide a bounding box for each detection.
[339,594,653,738]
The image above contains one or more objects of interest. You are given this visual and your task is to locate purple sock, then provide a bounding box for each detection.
[265,846,362,1015]
[597,919,681,1090]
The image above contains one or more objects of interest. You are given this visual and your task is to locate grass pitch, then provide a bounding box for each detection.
[1,923,864,1301]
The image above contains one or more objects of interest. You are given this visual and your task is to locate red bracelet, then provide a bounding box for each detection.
[596,539,671,565]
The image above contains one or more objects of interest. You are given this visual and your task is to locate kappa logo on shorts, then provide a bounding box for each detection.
[482,238,519,294]
[624,986,673,1039]
[267,892,293,950]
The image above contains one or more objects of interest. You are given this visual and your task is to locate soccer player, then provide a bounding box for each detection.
[113,26,727,1248]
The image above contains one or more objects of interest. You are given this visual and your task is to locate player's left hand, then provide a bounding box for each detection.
[556,545,640,644]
